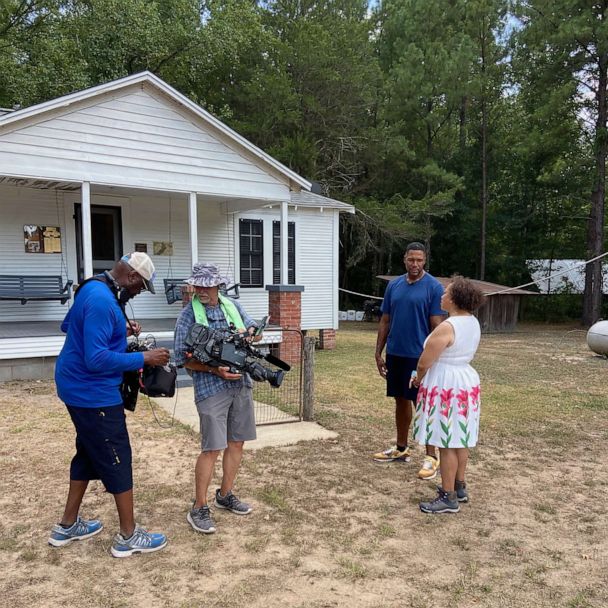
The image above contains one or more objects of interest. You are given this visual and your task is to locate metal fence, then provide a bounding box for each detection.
[253,328,303,425]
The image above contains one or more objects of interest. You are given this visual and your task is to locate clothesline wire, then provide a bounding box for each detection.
[339,287,383,301]
[485,251,608,295]
[339,251,608,301]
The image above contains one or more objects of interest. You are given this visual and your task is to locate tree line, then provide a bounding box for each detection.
[1,1,606,324]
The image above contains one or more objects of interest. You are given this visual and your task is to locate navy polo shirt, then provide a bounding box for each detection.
[381,273,445,358]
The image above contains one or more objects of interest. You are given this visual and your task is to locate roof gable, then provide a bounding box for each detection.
[0,71,310,192]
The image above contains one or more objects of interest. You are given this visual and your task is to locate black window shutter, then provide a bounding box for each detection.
[288,222,295,284]
[273,221,296,284]
[272,222,280,284]
[239,219,263,287]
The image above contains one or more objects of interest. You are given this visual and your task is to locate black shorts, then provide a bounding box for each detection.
[386,354,420,401]
[67,405,133,494]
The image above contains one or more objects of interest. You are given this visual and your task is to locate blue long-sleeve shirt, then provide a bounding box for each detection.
[55,279,144,408]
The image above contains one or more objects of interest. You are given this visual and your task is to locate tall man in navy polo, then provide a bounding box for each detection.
[374,242,446,480]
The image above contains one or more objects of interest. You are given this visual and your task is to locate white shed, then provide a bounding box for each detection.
[0,72,354,373]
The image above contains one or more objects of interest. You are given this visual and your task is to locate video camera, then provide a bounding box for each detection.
[184,316,290,388]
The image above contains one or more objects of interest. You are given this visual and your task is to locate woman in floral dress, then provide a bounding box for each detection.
[412,277,485,514]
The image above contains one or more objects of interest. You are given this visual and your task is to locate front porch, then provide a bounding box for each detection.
[0,318,178,339]
[0,317,181,381]
[0,177,296,328]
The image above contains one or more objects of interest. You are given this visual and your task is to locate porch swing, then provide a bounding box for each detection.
[162,199,240,305]
[0,192,73,305]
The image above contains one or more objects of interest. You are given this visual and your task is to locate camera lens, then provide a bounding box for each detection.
[267,369,284,388]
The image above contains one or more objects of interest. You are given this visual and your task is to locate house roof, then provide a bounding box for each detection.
[0,71,312,192]
[376,275,538,296]
[290,190,355,213]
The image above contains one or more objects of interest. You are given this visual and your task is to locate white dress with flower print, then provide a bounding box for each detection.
[413,315,481,448]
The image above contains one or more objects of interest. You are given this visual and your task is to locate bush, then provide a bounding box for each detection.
[522,294,583,323]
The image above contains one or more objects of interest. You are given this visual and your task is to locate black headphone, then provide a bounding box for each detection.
[104,271,133,306]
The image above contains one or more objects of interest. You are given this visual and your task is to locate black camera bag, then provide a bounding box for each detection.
[140,363,177,398]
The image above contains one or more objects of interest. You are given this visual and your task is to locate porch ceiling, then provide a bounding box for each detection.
[0,176,80,191]
[0,174,284,209]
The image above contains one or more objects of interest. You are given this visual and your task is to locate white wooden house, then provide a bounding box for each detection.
[0,72,353,377]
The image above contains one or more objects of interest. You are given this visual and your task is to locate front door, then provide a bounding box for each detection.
[74,204,123,282]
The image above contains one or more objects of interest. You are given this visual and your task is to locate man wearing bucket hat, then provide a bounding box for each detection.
[174,263,259,535]
[50,252,170,557]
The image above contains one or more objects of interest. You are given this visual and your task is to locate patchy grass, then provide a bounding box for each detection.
[1,324,608,607]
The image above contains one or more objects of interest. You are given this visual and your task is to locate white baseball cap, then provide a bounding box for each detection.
[121,252,156,293]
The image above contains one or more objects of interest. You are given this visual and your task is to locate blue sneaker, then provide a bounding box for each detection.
[111,524,167,558]
[48,516,103,547]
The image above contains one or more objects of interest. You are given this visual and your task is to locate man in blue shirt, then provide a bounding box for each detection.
[374,243,446,480]
[49,252,170,557]
[174,263,259,535]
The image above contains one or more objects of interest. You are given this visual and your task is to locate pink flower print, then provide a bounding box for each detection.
[457,389,469,418]
[470,385,481,412]
[440,388,454,405]
[439,387,454,418]
[418,385,428,401]
[416,385,428,413]
[427,386,439,409]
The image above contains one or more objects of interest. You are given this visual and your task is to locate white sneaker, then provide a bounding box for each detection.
[373,445,411,463]
[417,455,440,480]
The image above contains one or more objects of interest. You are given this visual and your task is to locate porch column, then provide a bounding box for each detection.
[188,192,198,266]
[280,200,289,284]
[81,181,93,278]
[182,192,199,306]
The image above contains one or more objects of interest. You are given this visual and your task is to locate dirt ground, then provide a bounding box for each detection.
[1,323,607,608]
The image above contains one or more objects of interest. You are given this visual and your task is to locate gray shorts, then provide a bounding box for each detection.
[195,386,256,452]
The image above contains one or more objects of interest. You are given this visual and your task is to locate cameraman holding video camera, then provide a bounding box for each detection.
[174,263,259,535]
[49,252,170,558]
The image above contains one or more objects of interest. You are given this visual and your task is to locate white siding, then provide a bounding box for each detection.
[232,207,337,330]
[0,336,66,359]
[0,186,72,321]
[0,86,290,201]
[124,194,192,319]
[297,208,336,330]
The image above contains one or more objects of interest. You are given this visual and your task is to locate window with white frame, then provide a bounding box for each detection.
[239,219,263,287]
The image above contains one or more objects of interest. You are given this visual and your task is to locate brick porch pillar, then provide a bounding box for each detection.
[319,328,337,350]
[266,285,304,365]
